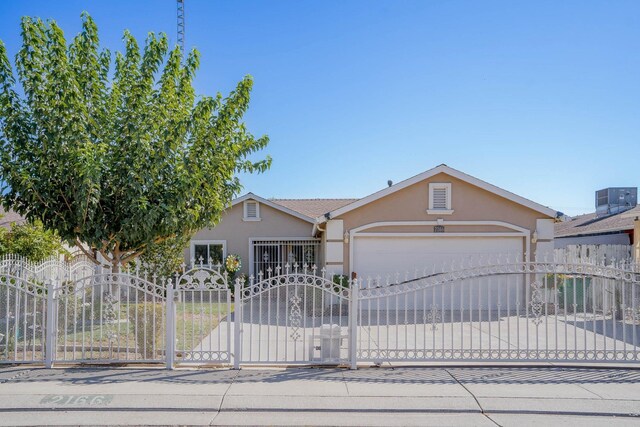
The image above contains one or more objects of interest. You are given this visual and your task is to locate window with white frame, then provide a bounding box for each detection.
[191,240,226,265]
[243,200,260,221]
[427,183,453,214]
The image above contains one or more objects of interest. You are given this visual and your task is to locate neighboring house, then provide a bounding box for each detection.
[554,186,639,248]
[186,164,559,278]
[0,206,27,230]
[554,207,639,247]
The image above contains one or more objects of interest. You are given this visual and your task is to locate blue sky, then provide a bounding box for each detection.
[1,1,638,216]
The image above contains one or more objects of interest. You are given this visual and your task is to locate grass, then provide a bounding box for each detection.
[51,301,233,358]
[175,302,232,351]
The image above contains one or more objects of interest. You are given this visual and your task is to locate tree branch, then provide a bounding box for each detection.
[120,250,143,265]
[74,238,100,265]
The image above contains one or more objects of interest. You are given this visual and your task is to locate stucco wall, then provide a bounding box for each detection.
[185,201,314,274]
[335,172,552,272]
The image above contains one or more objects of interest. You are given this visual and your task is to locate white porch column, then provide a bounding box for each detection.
[325,220,344,276]
[534,218,555,261]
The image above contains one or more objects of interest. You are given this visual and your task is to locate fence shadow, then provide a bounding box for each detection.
[3,365,640,386]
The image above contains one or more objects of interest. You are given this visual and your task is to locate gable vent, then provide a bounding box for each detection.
[432,188,448,210]
[243,200,260,221]
[246,201,258,218]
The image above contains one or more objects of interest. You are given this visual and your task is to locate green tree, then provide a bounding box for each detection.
[0,218,67,262]
[0,13,270,270]
[133,234,190,279]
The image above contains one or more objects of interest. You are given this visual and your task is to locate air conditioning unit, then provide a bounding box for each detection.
[595,187,637,217]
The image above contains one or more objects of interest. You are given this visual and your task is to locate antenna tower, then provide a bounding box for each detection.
[177,0,185,54]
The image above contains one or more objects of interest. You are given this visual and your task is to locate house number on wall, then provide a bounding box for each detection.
[433,225,445,233]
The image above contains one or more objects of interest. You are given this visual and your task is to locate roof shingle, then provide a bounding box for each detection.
[271,199,358,219]
[555,205,639,238]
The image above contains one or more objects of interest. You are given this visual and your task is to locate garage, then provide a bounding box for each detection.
[352,235,524,279]
[352,235,525,309]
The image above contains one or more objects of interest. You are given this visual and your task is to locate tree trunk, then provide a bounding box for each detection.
[111,245,121,274]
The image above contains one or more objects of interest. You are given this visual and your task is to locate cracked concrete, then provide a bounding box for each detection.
[0,365,638,425]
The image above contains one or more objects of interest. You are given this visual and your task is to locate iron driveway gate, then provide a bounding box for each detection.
[357,261,640,364]
[2,258,638,368]
[233,265,355,367]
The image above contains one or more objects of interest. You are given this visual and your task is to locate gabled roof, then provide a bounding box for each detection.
[317,164,559,222]
[555,205,639,238]
[271,199,358,219]
[231,193,316,223]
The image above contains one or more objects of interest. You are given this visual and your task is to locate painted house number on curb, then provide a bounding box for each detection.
[40,395,113,406]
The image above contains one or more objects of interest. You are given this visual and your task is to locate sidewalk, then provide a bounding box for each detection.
[0,365,639,426]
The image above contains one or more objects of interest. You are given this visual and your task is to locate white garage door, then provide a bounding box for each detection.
[353,235,523,278]
[354,236,524,310]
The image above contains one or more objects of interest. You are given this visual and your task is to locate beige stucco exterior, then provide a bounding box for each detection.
[330,172,554,273]
[187,167,556,278]
[185,201,314,274]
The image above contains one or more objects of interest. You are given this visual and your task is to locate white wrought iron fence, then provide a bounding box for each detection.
[0,256,638,368]
[555,244,636,268]
[0,254,95,282]
[53,272,168,364]
[0,274,48,364]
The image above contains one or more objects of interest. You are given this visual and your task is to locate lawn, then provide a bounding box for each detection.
[175,302,232,351]
[49,300,233,360]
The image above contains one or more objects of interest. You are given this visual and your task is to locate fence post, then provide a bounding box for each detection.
[233,277,242,370]
[45,279,56,368]
[349,278,359,370]
[165,279,175,370]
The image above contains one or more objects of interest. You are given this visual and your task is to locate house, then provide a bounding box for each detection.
[0,206,27,230]
[185,164,559,278]
[554,187,638,248]
[555,206,639,246]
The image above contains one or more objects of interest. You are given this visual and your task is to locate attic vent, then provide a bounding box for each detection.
[432,188,448,210]
[427,183,453,215]
[243,200,260,221]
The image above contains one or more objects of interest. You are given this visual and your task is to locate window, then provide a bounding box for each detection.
[243,200,260,221]
[191,240,226,265]
[427,183,453,214]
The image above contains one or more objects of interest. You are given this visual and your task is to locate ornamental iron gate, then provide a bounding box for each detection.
[233,265,353,367]
[357,261,640,363]
[0,257,638,368]
[171,266,232,365]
